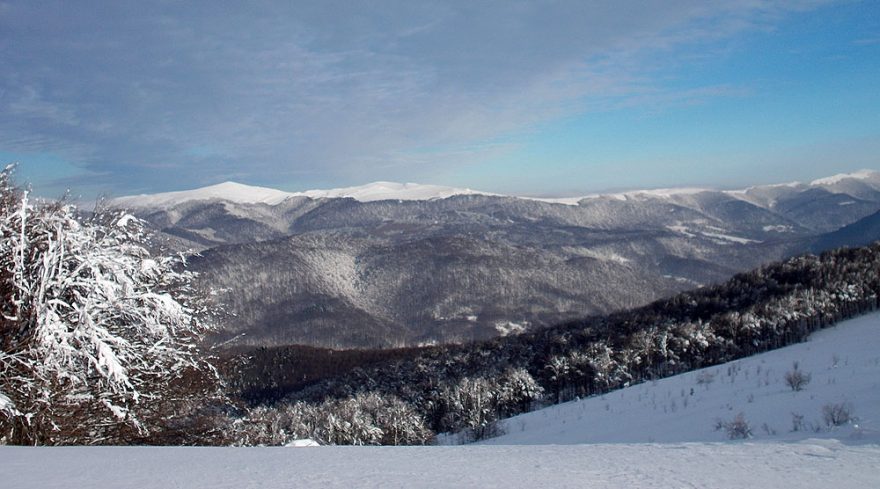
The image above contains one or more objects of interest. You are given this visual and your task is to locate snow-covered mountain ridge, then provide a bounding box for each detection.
[113,181,493,208]
[113,169,880,209]
[111,168,880,350]
[478,311,880,445]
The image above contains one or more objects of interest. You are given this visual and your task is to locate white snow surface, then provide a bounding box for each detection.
[482,311,880,446]
[598,186,712,200]
[285,438,320,447]
[113,181,297,207]
[291,181,493,202]
[1,441,877,488]
[113,181,495,208]
[810,169,879,186]
[111,170,880,209]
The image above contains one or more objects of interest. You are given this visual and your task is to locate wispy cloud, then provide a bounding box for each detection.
[0,0,844,195]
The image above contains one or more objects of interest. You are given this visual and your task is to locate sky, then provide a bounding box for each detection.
[0,0,878,199]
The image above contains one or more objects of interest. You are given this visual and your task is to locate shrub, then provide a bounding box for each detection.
[696,371,715,386]
[784,363,811,392]
[822,402,854,427]
[716,412,752,440]
[790,412,806,432]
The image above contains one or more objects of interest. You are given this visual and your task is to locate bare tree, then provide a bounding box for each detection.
[784,362,811,392]
[822,402,854,427]
[716,412,752,440]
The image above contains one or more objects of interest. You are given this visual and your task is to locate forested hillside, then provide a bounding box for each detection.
[227,242,880,445]
[130,171,880,350]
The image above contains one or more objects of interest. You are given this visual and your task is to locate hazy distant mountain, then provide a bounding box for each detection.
[113,170,880,349]
[115,181,494,209]
[810,209,880,252]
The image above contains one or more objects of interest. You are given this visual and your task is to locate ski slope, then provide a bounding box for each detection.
[482,311,880,445]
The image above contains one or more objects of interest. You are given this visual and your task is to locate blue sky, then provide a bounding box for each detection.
[1,1,878,198]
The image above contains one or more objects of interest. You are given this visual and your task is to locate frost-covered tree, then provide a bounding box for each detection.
[0,168,216,444]
[234,392,432,446]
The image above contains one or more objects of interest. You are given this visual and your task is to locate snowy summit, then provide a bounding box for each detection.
[112,181,491,208]
[111,169,880,209]
[112,181,296,208]
[290,181,492,202]
[810,169,880,186]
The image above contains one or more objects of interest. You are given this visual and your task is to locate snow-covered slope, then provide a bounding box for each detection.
[479,311,880,445]
[113,181,297,208]
[2,441,878,489]
[811,169,880,186]
[291,181,493,202]
[113,181,493,208]
[112,169,880,209]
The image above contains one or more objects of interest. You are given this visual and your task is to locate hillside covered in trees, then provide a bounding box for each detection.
[227,242,880,445]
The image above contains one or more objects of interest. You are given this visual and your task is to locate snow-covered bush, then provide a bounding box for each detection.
[0,167,215,444]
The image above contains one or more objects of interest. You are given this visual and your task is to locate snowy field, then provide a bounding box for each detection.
[1,441,879,488]
[2,313,880,488]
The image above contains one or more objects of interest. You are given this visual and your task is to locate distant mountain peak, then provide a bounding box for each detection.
[112,181,296,208]
[112,170,880,209]
[113,180,497,209]
[290,181,494,202]
[810,169,879,186]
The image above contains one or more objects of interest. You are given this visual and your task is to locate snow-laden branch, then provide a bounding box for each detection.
[0,168,213,444]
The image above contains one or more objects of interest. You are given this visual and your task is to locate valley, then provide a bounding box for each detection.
[114,171,880,349]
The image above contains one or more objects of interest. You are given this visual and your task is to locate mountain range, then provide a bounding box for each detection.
[112,170,880,349]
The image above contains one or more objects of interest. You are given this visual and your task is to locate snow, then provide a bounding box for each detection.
[113,181,296,208]
[517,195,585,206]
[665,224,697,238]
[763,225,795,233]
[810,169,879,186]
[606,187,711,200]
[113,181,494,208]
[285,438,320,447]
[112,170,880,210]
[0,392,15,413]
[290,181,494,202]
[563,246,631,263]
[495,321,527,336]
[730,181,804,194]
[1,442,878,488]
[665,224,757,244]
[115,214,137,227]
[699,231,760,244]
[482,311,880,445]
